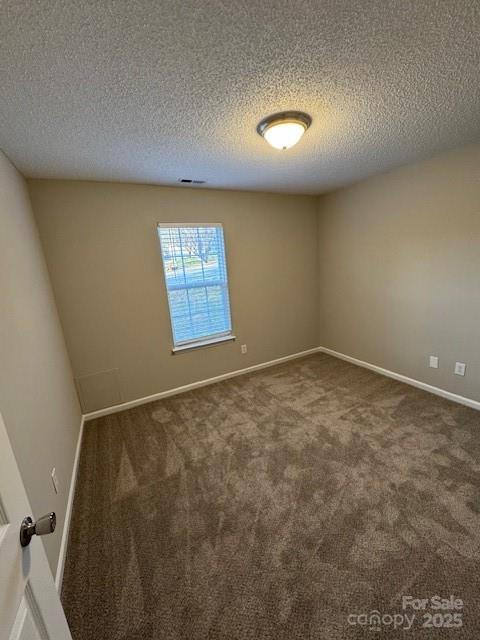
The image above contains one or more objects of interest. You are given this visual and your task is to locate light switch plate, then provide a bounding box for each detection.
[51,468,59,494]
[241,344,247,354]
[454,362,466,376]
[429,356,439,369]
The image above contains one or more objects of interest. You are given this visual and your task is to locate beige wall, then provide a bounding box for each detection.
[29,180,319,412]
[25,143,479,421]
[0,151,82,574]
[317,143,480,402]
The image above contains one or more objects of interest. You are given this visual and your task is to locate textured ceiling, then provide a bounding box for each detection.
[1,1,479,194]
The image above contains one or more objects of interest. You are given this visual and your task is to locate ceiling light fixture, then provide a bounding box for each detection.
[257,111,312,150]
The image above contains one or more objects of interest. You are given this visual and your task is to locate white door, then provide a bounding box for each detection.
[0,412,72,640]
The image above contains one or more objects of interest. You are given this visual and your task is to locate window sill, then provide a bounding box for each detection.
[172,335,236,354]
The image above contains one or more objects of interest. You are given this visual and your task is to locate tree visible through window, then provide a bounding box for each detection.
[157,224,233,347]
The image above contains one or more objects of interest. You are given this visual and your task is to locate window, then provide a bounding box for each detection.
[157,224,234,351]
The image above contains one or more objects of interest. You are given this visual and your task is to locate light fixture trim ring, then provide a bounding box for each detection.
[256,110,312,137]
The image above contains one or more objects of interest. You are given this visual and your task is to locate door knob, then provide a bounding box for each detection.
[20,513,56,547]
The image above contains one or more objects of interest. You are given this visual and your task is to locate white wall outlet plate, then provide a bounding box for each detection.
[241,344,247,354]
[429,356,439,369]
[454,362,466,376]
[51,467,59,494]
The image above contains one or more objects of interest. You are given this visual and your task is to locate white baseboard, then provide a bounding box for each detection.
[82,344,479,423]
[83,347,321,421]
[55,415,85,592]
[319,346,480,411]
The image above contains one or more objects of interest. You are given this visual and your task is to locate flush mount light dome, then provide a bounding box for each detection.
[257,111,312,150]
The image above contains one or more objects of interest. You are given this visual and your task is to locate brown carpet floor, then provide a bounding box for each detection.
[62,353,480,639]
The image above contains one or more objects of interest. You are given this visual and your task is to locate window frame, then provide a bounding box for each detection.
[157,222,235,353]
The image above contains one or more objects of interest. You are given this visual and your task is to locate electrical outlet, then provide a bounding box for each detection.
[454,362,466,376]
[429,356,439,369]
[241,344,247,354]
[51,468,59,494]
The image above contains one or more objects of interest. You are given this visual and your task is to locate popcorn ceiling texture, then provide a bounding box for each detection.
[1,1,479,194]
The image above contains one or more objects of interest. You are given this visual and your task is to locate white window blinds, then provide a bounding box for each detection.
[157,224,233,347]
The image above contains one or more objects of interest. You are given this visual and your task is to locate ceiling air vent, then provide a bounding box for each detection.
[179,179,206,184]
